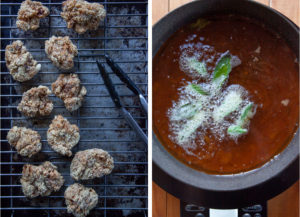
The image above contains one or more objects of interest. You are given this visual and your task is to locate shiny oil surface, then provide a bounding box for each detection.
[153,15,299,174]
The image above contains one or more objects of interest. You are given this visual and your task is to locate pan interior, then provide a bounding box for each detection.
[153,0,299,196]
[153,13,299,174]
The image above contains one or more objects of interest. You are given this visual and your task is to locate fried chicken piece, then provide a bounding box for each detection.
[70,148,114,181]
[64,183,98,217]
[45,36,78,71]
[7,126,42,157]
[61,0,106,34]
[5,40,41,82]
[17,85,53,117]
[52,74,87,112]
[21,161,64,198]
[47,115,80,157]
[16,0,49,31]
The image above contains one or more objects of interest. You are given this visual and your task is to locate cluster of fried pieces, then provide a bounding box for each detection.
[5,1,114,217]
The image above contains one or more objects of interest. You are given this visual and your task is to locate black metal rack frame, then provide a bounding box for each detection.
[1,0,148,216]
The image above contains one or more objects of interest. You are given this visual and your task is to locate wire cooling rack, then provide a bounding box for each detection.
[0,0,148,216]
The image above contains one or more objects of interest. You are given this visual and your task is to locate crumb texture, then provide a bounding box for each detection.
[5,40,41,82]
[21,161,64,198]
[17,85,53,117]
[47,115,80,157]
[61,0,106,34]
[64,183,98,217]
[45,36,78,70]
[70,148,114,180]
[17,0,49,31]
[52,74,87,111]
[7,126,42,157]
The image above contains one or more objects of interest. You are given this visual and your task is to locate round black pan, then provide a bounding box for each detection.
[152,0,299,209]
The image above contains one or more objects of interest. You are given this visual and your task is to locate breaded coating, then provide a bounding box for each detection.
[52,74,87,112]
[17,85,53,117]
[64,183,98,217]
[45,36,78,71]
[5,40,41,82]
[61,0,106,34]
[70,148,114,181]
[7,126,42,157]
[47,115,80,157]
[17,0,49,31]
[20,161,64,198]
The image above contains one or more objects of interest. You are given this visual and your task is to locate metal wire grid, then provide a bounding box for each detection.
[1,0,148,216]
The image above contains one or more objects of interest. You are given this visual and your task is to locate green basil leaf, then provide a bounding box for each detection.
[213,53,232,88]
[174,102,201,121]
[240,103,253,123]
[177,111,206,143]
[190,18,211,30]
[227,125,248,136]
[190,84,209,95]
[189,59,207,76]
[213,90,242,122]
[227,102,255,137]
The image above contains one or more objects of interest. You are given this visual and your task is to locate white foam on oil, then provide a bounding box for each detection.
[281,99,290,106]
[168,81,254,151]
[212,85,249,123]
[213,90,242,122]
[168,42,255,153]
[179,42,217,79]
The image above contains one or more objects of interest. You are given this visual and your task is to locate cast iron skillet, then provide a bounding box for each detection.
[153,0,299,209]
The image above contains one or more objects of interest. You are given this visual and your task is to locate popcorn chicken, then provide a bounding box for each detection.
[52,74,87,112]
[20,161,64,198]
[45,36,78,71]
[16,0,49,31]
[17,85,53,117]
[64,183,98,217]
[61,0,106,34]
[47,115,80,157]
[5,40,41,82]
[70,148,114,181]
[6,126,42,157]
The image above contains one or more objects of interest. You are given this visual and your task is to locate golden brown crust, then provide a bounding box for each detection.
[61,0,106,34]
[5,40,41,82]
[64,183,98,217]
[47,115,80,157]
[17,85,53,117]
[20,161,64,198]
[70,148,114,181]
[52,74,87,112]
[45,36,78,71]
[17,0,49,31]
[7,126,42,157]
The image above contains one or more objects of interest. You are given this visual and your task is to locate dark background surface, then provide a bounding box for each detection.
[1,0,148,216]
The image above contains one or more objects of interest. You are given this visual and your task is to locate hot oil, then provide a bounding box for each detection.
[153,15,299,174]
